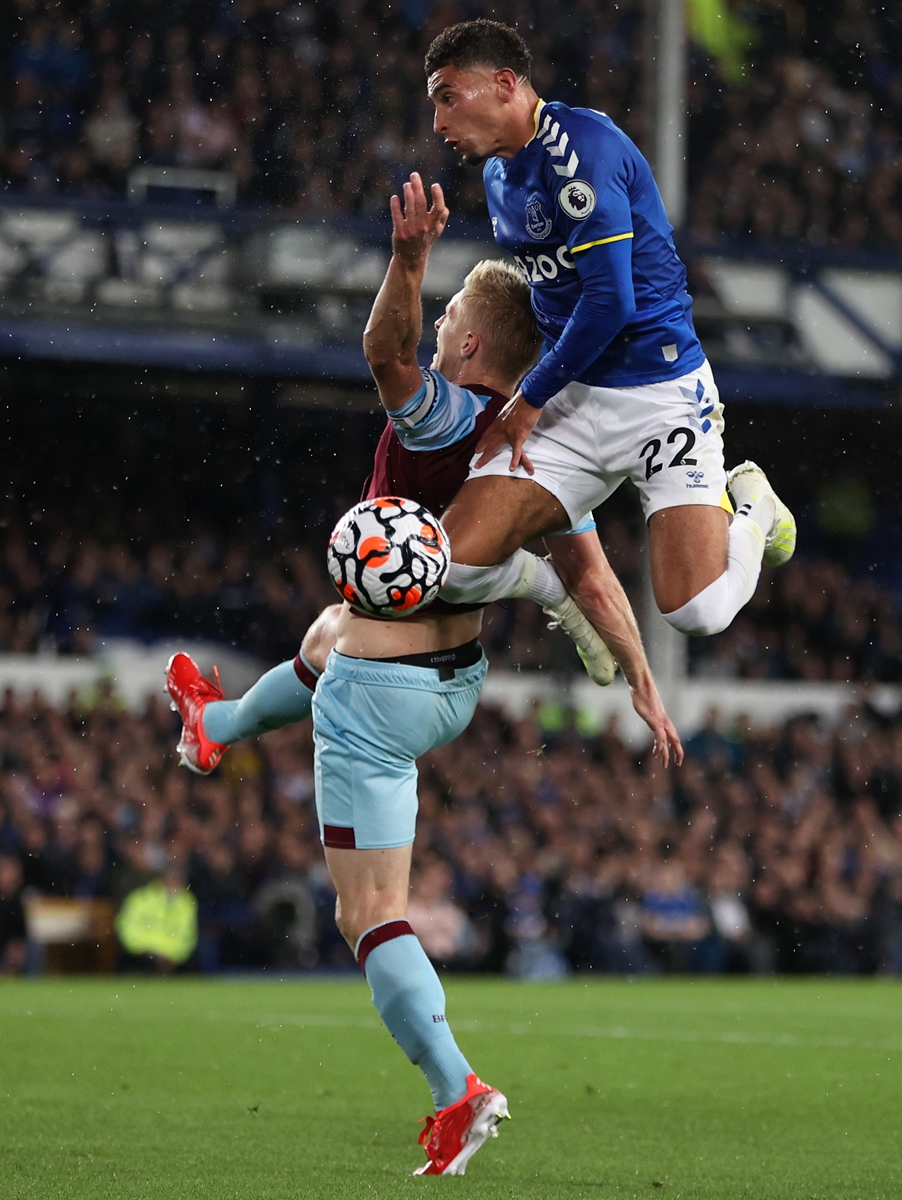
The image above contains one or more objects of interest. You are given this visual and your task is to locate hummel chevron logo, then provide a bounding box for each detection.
[538,113,580,178]
[552,151,579,177]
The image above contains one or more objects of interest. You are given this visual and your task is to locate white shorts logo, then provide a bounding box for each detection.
[558,180,596,220]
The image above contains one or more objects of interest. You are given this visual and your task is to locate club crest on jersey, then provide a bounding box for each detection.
[559,180,596,220]
[525,195,553,240]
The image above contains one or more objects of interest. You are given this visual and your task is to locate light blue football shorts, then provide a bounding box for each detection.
[312,648,488,850]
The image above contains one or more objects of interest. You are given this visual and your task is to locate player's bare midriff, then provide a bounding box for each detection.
[335,602,483,659]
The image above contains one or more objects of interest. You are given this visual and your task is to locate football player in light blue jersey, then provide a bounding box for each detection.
[424,20,797,645]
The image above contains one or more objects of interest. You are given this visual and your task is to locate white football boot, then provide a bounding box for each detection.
[544,594,617,686]
[727,460,797,567]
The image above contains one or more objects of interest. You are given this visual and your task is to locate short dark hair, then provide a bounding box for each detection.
[424,20,532,82]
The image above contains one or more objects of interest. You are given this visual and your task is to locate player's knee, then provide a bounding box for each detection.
[660,576,732,638]
[661,607,729,638]
[333,897,356,949]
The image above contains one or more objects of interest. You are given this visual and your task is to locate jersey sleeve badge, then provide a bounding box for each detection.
[558,180,597,220]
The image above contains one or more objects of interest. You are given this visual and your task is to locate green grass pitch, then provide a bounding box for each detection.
[1,977,899,1199]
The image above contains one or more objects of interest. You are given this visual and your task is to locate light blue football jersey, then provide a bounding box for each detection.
[483,101,705,402]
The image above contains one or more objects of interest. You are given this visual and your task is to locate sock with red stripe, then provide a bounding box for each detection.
[202,656,317,745]
[357,920,472,1111]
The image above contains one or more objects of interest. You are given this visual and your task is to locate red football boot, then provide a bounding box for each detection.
[414,1073,510,1176]
[165,653,228,775]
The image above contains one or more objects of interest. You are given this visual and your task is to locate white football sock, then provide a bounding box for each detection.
[441,550,567,608]
[661,515,764,637]
[734,493,775,539]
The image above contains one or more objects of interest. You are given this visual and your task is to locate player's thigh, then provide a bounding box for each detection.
[461,382,624,544]
[324,843,412,942]
[441,476,569,565]
[621,363,728,515]
[313,674,428,853]
[312,654,487,850]
[620,363,730,606]
[648,504,730,613]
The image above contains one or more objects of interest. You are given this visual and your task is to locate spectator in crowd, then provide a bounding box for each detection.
[639,855,712,972]
[115,855,198,972]
[407,856,479,969]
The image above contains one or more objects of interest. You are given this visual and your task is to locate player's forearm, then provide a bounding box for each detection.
[573,572,651,694]
[363,254,426,368]
[521,240,636,407]
[548,534,651,694]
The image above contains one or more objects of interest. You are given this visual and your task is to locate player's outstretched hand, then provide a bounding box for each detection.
[630,680,684,769]
[390,172,449,267]
[474,391,541,474]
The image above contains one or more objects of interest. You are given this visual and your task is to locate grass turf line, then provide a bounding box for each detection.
[0,977,899,1199]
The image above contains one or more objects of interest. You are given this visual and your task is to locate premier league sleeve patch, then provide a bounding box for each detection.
[558,180,597,220]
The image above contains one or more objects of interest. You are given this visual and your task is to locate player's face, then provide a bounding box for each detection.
[428,65,510,166]
[432,290,467,369]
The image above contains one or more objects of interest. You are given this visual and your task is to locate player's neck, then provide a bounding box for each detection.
[458,377,511,399]
[443,360,512,399]
[494,87,542,159]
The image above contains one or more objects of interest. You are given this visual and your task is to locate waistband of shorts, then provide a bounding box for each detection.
[339,638,483,680]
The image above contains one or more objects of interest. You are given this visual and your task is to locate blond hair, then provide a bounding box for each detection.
[459,259,541,383]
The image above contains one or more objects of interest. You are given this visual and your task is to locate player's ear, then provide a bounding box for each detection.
[461,330,479,360]
[494,67,519,101]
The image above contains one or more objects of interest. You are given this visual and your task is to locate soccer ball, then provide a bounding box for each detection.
[327,496,451,617]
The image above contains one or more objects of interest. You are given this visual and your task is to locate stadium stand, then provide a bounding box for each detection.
[2,1,901,976]
[1,688,901,976]
[2,0,900,246]
[1,503,899,682]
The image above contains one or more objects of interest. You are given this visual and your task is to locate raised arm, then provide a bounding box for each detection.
[548,530,684,768]
[362,172,450,412]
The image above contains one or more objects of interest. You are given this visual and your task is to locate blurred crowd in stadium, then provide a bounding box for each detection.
[2,687,902,977]
[2,0,902,246]
[0,508,899,682]
[1,0,900,982]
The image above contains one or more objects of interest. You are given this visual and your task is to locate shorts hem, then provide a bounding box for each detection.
[642,490,730,521]
[465,458,582,528]
[320,830,415,851]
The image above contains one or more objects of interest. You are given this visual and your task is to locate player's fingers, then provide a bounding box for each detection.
[430,183,450,226]
[431,181,447,212]
[476,424,509,467]
[389,192,404,229]
[520,448,535,476]
[408,174,427,224]
[402,178,416,215]
[473,441,497,469]
[658,733,670,769]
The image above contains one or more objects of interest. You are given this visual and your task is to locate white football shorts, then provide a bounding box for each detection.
[468,359,731,526]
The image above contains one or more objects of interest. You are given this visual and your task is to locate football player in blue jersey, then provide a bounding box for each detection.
[423,20,796,644]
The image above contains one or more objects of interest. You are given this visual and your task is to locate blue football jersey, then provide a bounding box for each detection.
[483,101,705,402]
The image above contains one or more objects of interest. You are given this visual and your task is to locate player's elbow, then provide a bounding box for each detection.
[611,291,636,330]
[362,329,389,367]
[363,332,412,373]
